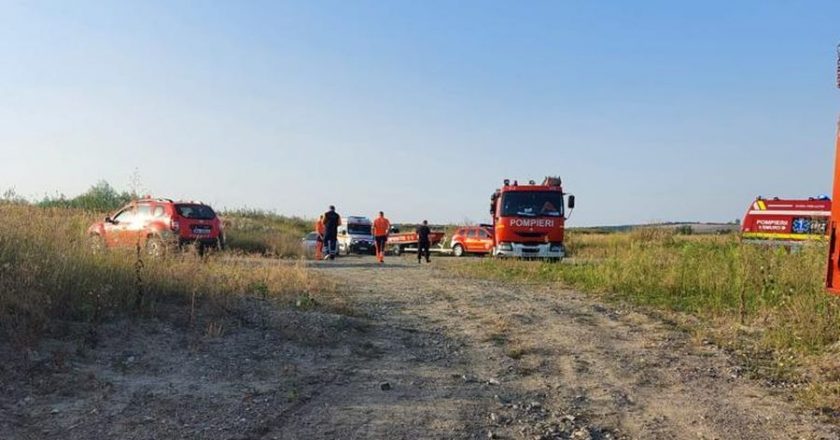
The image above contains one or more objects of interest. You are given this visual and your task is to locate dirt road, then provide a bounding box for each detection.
[3,256,838,439]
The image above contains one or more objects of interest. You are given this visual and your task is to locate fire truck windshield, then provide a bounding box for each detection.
[501,191,564,217]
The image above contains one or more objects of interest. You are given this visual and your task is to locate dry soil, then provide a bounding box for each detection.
[1,256,838,439]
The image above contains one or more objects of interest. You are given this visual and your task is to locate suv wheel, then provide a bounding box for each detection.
[452,244,464,257]
[89,234,105,254]
[146,236,168,258]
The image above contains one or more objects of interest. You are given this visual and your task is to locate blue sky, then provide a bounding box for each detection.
[1,1,838,226]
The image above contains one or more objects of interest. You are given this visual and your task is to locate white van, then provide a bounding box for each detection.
[338,216,375,255]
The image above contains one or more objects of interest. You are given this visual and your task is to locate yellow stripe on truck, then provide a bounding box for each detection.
[741,232,826,241]
[757,200,767,210]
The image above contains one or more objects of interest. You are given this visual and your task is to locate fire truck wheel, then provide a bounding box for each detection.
[393,245,402,256]
[453,244,464,257]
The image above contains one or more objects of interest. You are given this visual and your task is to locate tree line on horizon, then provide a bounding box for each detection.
[2,181,135,212]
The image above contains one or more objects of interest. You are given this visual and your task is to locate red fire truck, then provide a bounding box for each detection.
[741,197,830,241]
[489,177,575,259]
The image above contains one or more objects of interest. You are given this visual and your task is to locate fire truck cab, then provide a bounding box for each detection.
[489,177,574,259]
[741,196,830,241]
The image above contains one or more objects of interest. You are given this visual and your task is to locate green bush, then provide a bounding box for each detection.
[38,180,134,212]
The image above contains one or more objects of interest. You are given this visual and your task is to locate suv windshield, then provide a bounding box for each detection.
[175,204,216,220]
[348,224,372,235]
[501,191,564,217]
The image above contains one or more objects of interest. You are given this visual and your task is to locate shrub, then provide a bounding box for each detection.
[38,180,134,212]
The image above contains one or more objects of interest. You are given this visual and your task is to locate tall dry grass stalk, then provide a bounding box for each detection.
[0,204,331,346]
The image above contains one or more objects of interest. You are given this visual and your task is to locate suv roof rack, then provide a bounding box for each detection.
[137,197,174,203]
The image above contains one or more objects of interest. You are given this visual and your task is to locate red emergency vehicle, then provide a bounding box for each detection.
[741,197,830,241]
[87,197,224,257]
[450,225,495,257]
[826,43,840,294]
[489,177,575,259]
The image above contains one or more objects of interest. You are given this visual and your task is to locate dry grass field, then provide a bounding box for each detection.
[0,203,330,347]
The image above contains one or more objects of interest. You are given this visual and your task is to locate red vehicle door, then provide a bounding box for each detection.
[465,228,481,252]
[133,202,155,244]
[451,228,465,247]
[104,205,136,247]
[477,228,494,253]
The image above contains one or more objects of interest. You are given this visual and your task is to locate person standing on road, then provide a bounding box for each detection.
[314,214,326,260]
[322,206,341,260]
[416,220,431,264]
[372,211,391,264]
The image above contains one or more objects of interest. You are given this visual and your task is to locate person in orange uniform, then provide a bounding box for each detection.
[314,215,326,260]
[372,211,391,263]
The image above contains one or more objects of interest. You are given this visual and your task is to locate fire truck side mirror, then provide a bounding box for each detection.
[567,195,575,209]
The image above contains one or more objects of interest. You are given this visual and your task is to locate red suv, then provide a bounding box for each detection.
[88,198,224,256]
[451,225,494,257]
